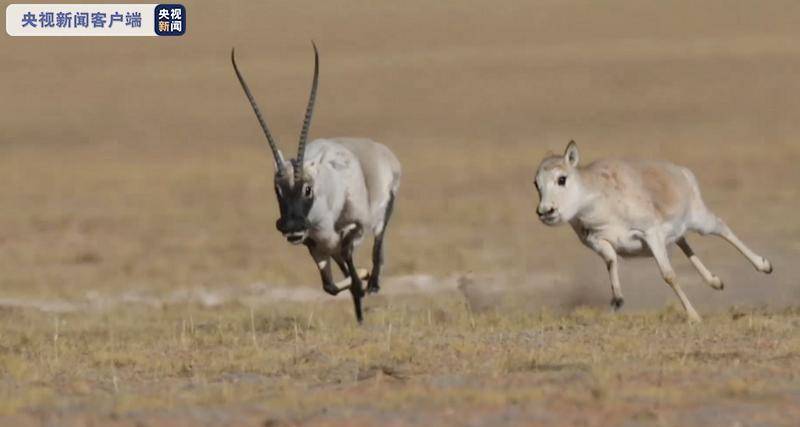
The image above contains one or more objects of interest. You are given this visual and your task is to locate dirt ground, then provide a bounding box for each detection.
[1,0,799,425]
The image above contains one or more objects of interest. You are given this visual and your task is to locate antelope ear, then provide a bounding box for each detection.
[303,160,319,177]
[564,140,579,167]
[299,150,326,178]
[327,155,350,171]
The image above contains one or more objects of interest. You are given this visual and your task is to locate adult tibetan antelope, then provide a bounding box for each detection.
[534,141,772,322]
[231,43,401,323]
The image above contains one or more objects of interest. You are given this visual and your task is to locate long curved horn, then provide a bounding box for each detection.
[231,48,286,176]
[295,41,320,181]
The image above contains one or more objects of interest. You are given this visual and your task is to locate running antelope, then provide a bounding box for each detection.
[232,43,401,323]
[534,141,773,322]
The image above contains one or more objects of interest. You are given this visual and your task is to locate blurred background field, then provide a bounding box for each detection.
[1,0,799,425]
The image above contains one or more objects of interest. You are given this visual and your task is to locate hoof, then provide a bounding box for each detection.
[610,297,624,311]
[709,277,724,291]
[323,285,340,296]
[687,312,702,324]
[366,278,380,294]
[760,258,773,274]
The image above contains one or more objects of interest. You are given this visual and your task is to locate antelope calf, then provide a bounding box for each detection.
[232,43,401,323]
[534,141,773,322]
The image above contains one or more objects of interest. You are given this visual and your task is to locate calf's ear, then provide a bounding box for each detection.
[564,140,579,168]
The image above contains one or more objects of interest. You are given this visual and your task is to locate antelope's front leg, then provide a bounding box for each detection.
[340,223,365,298]
[340,223,365,323]
[306,244,343,296]
[592,238,624,310]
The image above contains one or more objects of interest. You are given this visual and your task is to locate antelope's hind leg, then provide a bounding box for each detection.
[644,231,702,323]
[367,192,396,294]
[696,212,772,274]
[676,237,724,290]
[711,220,772,274]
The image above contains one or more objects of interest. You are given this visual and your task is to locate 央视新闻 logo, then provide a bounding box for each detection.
[154,4,185,36]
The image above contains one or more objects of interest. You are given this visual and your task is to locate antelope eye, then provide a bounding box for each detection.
[557,176,567,186]
[303,184,313,198]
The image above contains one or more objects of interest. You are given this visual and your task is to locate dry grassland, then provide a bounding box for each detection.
[1,0,799,425]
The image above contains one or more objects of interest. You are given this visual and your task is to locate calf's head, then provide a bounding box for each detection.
[534,141,583,226]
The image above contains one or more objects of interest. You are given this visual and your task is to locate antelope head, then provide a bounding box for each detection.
[232,42,320,245]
